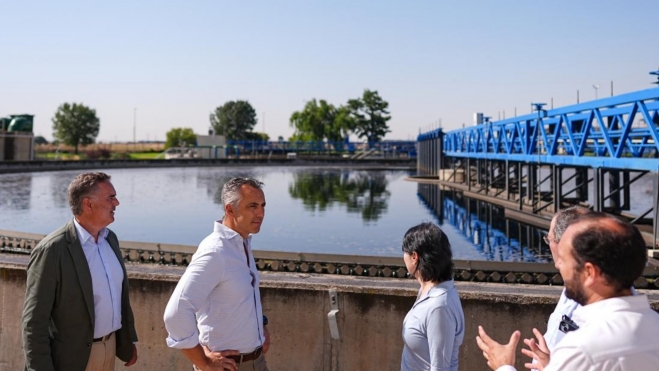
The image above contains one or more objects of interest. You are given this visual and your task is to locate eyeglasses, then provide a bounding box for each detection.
[558,315,579,333]
[543,234,553,245]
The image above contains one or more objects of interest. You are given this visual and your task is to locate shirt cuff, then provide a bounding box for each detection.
[496,366,517,371]
[166,330,199,349]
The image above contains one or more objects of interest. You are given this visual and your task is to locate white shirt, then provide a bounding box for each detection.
[401,280,465,371]
[543,288,579,352]
[497,295,659,371]
[164,222,265,353]
[542,287,638,354]
[73,218,124,338]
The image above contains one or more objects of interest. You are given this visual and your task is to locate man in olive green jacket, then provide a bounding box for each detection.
[22,173,138,371]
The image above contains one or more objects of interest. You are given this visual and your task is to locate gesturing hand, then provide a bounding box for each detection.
[476,325,521,370]
[522,328,550,370]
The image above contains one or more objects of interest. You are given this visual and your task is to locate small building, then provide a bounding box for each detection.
[195,134,227,159]
[0,114,35,161]
[162,133,227,160]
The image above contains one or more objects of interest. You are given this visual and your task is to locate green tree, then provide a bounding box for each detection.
[289,99,354,143]
[348,89,391,146]
[165,127,197,149]
[34,136,49,145]
[51,103,100,154]
[244,131,270,141]
[209,100,257,140]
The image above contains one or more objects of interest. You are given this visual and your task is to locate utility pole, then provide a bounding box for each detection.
[133,108,137,151]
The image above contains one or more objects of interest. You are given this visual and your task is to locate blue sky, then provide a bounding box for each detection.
[2,0,658,142]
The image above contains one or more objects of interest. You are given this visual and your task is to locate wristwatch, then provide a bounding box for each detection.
[263,315,269,326]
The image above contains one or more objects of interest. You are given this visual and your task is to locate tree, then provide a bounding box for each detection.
[348,89,391,146]
[244,132,269,141]
[165,127,197,149]
[289,100,354,143]
[51,103,100,154]
[34,136,48,145]
[209,100,257,140]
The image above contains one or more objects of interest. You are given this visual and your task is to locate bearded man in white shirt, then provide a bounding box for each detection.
[164,177,271,371]
[476,212,659,371]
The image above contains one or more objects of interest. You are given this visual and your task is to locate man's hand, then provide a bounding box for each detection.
[124,344,138,367]
[202,346,240,371]
[263,325,271,354]
[522,328,550,370]
[476,325,521,370]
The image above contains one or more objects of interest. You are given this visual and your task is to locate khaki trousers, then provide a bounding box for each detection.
[193,353,268,371]
[85,332,116,371]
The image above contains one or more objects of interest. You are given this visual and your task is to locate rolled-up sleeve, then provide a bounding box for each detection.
[163,250,224,349]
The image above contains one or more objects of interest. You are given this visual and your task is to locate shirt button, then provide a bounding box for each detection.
[87,343,91,348]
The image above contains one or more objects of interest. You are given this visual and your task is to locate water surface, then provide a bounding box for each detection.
[0,166,549,261]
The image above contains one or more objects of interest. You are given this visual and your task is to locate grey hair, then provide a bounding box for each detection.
[221,177,264,210]
[68,172,111,215]
[553,205,591,242]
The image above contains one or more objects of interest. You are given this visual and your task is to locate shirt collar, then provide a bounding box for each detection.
[413,279,456,307]
[572,295,649,324]
[73,218,109,243]
[426,279,455,298]
[213,221,252,246]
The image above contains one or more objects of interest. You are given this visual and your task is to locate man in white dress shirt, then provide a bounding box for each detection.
[476,212,659,371]
[522,205,591,368]
[164,177,270,371]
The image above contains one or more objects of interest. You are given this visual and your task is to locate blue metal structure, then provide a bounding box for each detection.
[416,83,659,248]
[423,87,659,171]
[226,139,417,158]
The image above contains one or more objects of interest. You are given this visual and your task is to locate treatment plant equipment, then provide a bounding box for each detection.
[416,83,659,258]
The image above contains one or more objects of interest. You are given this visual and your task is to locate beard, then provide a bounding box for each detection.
[564,277,587,306]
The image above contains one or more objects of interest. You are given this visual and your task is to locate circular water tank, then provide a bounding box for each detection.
[8,114,34,132]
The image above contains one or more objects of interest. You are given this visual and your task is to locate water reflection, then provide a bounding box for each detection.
[49,172,74,209]
[0,173,32,210]
[288,170,390,222]
[196,170,256,205]
[417,183,551,262]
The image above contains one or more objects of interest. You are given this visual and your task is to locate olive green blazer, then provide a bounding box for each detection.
[22,220,138,371]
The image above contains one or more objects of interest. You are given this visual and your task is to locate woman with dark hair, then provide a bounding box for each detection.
[400,223,464,371]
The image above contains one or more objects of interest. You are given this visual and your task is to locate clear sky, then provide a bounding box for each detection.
[2,0,658,142]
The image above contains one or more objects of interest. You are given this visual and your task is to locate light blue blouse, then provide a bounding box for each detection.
[401,280,465,371]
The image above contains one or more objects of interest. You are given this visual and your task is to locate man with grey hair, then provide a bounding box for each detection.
[520,205,591,369]
[164,177,271,371]
[22,172,138,371]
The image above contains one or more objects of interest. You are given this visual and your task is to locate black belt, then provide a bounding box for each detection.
[227,346,263,364]
[93,333,112,342]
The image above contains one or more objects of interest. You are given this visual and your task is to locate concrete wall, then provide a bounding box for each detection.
[2,260,656,371]
[0,133,33,161]
[0,133,5,161]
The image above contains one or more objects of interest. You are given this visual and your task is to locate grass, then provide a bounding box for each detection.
[129,152,162,160]
[34,151,164,160]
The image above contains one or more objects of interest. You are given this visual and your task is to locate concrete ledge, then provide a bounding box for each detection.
[0,159,416,174]
[3,256,658,371]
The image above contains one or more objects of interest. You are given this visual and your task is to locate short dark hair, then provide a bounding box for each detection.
[569,212,647,291]
[68,172,111,215]
[554,205,591,242]
[402,223,454,282]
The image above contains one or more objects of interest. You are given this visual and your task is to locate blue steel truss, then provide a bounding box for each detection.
[420,88,659,171]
